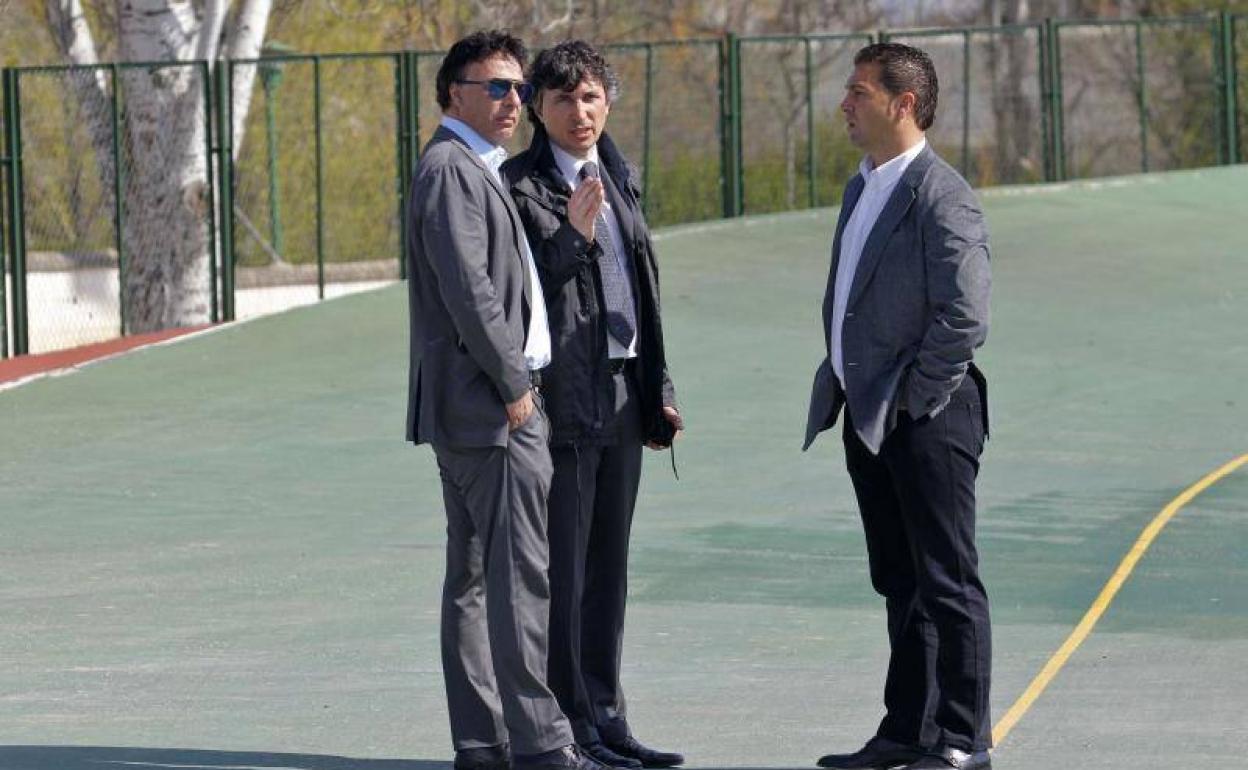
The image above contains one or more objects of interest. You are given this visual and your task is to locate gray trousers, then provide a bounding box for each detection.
[434,401,573,756]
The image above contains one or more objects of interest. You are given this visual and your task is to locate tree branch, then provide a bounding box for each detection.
[224,0,274,161]
[43,0,116,215]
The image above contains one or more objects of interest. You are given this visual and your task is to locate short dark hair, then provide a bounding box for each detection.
[854,42,939,130]
[526,40,619,125]
[436,30,527,109]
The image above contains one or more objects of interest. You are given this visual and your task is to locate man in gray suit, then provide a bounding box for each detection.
[406,31,598,770]
[804,44,993,770]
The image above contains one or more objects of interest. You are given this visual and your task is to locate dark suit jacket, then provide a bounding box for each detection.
[501,128,676,447]
[406,125,534,449]
[804,145,991,454]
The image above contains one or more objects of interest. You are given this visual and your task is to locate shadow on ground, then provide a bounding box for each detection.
[0,746,450,770]
[0,751,802,770]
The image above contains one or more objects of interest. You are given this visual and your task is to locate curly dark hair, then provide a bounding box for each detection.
[436,30,527,110]
[525,40,619,125]
[854,42,939,130]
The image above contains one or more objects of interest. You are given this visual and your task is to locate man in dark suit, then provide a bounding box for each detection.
[406,31,597,770]
[804,43,993,770]
[501,40,684,770]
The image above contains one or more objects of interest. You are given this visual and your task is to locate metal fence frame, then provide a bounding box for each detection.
[1229,13,1244,164]
[734,32,876,215]
[1,13,1245,359]
[222,52,407,321]
[3,61,217,356]
[1050,14,1228,180]
[3,68,24,358]
[882,23,1047,181]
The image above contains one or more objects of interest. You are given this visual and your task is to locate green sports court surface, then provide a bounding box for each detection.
[2,165,1245,768]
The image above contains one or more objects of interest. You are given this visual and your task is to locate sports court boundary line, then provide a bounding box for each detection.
[992,452,1248,746]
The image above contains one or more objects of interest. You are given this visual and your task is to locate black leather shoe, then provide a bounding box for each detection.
[514,745,600,770]
[603,736,684,768]
[581,742,643,770]
[902,747,991,770]
[816,736,924,769]
[456,744,511,770]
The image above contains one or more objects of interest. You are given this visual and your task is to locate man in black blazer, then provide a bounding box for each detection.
[501,40,683,770]
[804,44,993,770]
[406,31,598,770]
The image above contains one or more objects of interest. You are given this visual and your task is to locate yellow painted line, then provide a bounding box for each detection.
[992,452,1248,746]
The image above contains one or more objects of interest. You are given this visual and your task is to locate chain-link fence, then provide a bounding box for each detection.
[409,41,725,228]
[1055,17,1224,179]
[615,40,726,227]
[883,25,1048,186]
[4,63,216,356]
[1236,15,1247,163]
[737,34,872,215]
[3,13,1246,358]
[226,54,403,321]
[12,67,118,355]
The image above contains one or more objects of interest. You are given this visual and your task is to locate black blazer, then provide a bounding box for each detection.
[501,127,676,447]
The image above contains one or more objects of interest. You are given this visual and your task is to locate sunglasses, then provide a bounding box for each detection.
[456,78,534,104]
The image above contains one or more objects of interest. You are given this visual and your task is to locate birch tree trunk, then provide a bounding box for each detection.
[45,0,271,332]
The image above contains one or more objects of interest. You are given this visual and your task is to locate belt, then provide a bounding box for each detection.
[607,357,635,375]
[528,369,543,389]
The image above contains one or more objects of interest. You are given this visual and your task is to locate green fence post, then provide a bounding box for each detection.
[718,34,740,218]
[642,43,654,220]
[2,68,27,356]
[1135,21,1149,173]
[405,52,422,278]
[732,35,743,215]
[216,62,236,322]
[1049,18,1067,181]
[0,68,9,359]
[259,60,285,261]
[202,60,219,324]
[111,63,127,336]
[395,52,408,279]
[1039,20,1053,181]
[961,29,972,177]
[313,56,325,300]
[1220,11,1240,165]
[411,53,423,159]
[804,36,816,208]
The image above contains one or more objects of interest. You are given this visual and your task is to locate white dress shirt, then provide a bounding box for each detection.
[831,138,927,387]
[549,141,638,360]
[441,116,551,371]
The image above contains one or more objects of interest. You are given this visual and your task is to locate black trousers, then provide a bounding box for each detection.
[546,367,644,745]
[842,376,992,752]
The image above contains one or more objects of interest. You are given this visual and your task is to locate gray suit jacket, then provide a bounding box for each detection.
[803,145,990,455]
[406,125,534,448]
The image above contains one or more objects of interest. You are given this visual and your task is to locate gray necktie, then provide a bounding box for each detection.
[579,161,636,349]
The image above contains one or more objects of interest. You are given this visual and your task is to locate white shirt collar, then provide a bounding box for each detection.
[550,140,600,186]
[441,115,507,170]
[858,137,927,187]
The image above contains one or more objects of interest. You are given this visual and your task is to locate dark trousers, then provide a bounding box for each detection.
[842,376,992,752]
[434,402,574,755]
[546,367,644,745]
